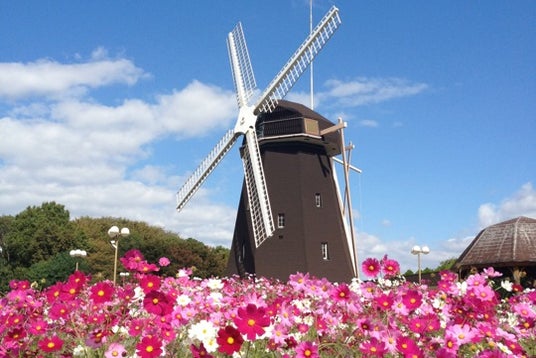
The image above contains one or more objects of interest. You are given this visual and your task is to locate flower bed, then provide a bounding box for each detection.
[0,251,535,357]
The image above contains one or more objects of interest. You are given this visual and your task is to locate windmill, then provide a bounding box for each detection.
[176,6,358,281]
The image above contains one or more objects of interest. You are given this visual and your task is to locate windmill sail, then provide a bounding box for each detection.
[242,130,275,247]
[255,6,341,114]
[176,129,239,211]
[227,22,257,108]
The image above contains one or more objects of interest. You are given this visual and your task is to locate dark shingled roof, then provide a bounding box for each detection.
[455,216,536,270]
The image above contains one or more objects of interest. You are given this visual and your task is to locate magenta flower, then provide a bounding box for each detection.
[233,303,271,340]
[359,337,387,357]
[120,249,145,270]
[401,289,422,311]
[190,343,214,358]
[381,255,400,278]
[90,281,115,303]
[38,335,63,353]
[217,325,244,355]
[143,290,173,316]
[396,336,421,357]
[362,257,381,277]
[136,335,163,358]
[139,274,161,293]
[159,257,171,267]
[330,283,352,302]
[296,341,319,358]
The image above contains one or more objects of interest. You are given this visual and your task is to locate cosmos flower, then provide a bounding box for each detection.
[362,257,381,278]
[38,335,63,353]
[216,325,244,355]
[136,335,163,358]
[90,281,115,303]
[120,249,145,271]
[105,343,127,358]
[190,343,214,358]
[233,303,271,340]
[295,341,319,358]
[381,255,400,278]
[139,274,161,293]
[396,336,421,357]
[401,289,423,311]
[158,257,171,267]
[143,290,173,316]
[359,337,387,357]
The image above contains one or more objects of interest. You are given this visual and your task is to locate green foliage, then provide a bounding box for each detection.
[436,257,457,271]
[0,202,230,290]
[25,252,81,288]
[3,202,88,268]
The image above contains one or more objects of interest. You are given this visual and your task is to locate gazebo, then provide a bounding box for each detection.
[454,216,536,286]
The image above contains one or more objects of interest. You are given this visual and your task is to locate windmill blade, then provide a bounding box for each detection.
[176,129,239,211]
[228,22,257,108]
[255,5,341,114]
[241,128,275,247]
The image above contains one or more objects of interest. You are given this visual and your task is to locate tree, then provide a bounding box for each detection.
[4,202,87,268]
[436,257,457,271]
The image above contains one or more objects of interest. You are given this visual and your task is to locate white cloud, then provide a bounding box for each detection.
[0,50,238,247]
[478,182,536,228]
[359,119,379,128]
[320,77,428,108]
[0,52,146,100]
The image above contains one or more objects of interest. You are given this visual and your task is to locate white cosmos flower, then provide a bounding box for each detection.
[176,294,192,307]
[188,319,218,345]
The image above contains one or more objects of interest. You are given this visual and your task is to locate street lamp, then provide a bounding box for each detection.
[411,245,430,284]
[69,249,87,271]
[108,225,130,284]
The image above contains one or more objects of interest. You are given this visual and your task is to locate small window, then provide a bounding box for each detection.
[321,242,329,260]
[277,213,285,228]
[315,193,322,208]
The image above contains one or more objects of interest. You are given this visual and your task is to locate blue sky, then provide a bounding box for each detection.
[1,1,534,272]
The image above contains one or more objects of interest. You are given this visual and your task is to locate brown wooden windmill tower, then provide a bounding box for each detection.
[176,7,358,281]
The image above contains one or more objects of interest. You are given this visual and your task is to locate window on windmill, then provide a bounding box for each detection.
[321,242,329,260]
[315,193,322,208]
[277,213,285,228]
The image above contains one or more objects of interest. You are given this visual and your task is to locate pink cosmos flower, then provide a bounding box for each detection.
[233,303,271,340]
[330,283,352,302]
[9,280,30,290]
[136,335,163,358]
[28,319,48,335]
[401,289,422,311]
[359,337,387,357]
[374,292,394,310]
[159,257,171,267]
[396,336,421,357]
[190,343,214,358]
[90,281,115,303]
[296,341,319,358]
[381,255,400,278]
[120,249,145,270]
[105,343,127,358]
[362,257,381,278]
[68,270,89,288]
[143,290,173,316]
[38,335,63,353]
[139,274,161,293]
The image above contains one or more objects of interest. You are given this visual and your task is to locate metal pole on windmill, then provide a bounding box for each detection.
[338,117,359,279]
[309,0,314,110]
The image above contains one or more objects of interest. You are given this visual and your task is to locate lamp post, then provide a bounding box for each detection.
[108,225,130,284]
[411,245,430,284]
[69,249,87,271]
